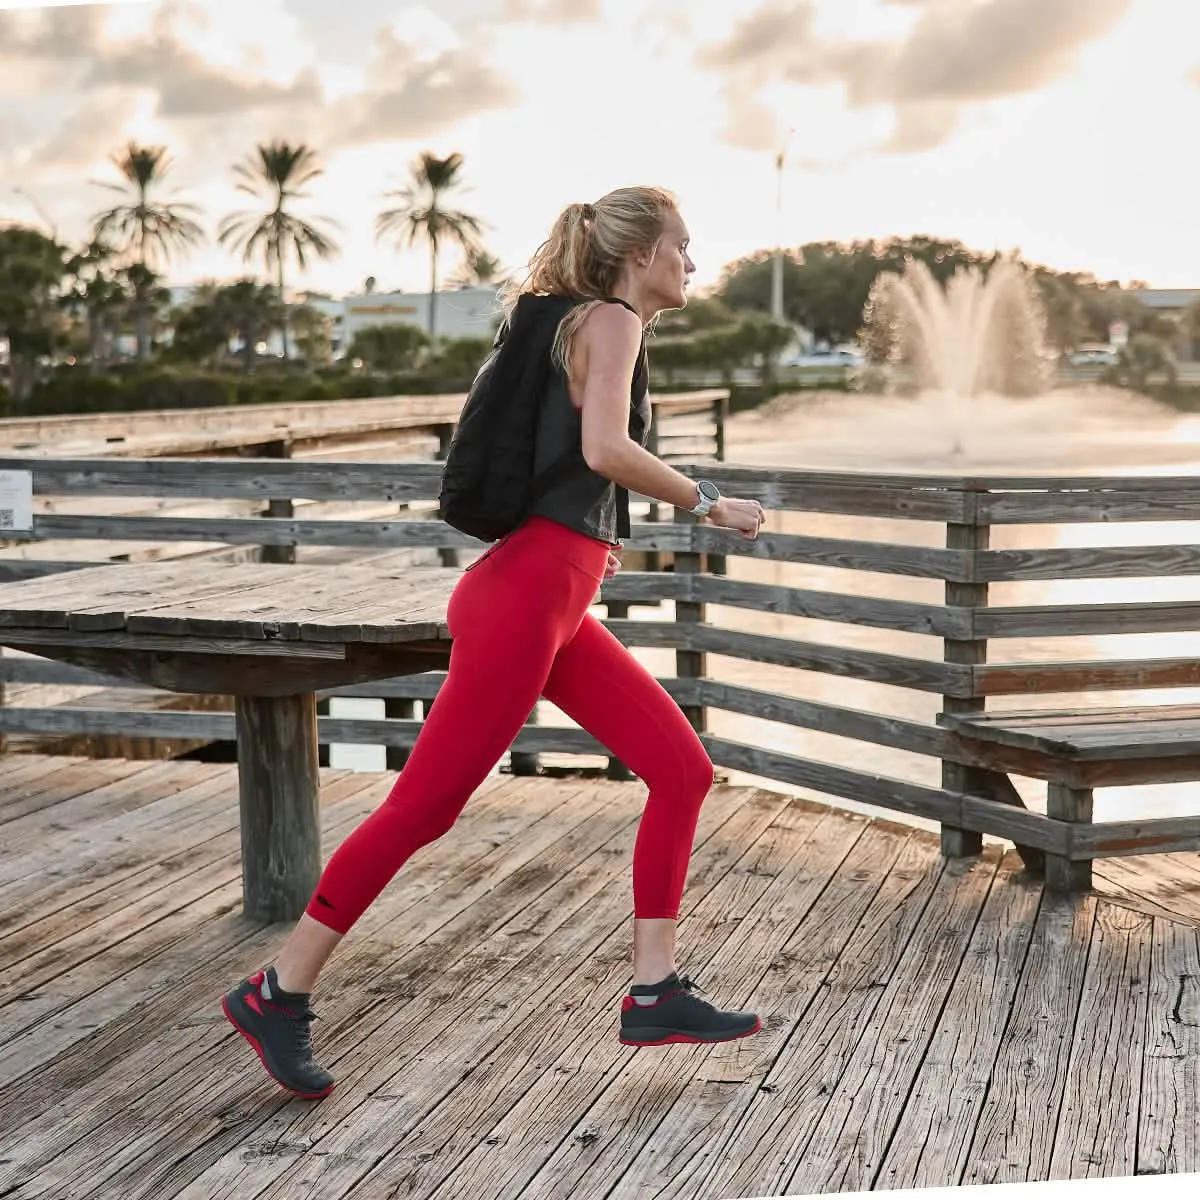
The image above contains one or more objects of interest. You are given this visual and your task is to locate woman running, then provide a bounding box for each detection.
[222,185,767,1098]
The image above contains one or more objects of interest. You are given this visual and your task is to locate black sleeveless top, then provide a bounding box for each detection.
[527,299,651,544]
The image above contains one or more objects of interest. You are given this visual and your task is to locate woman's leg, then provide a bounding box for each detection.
[541,613,758,1046]
[540,613,714,983]
[224,526,606,1095]
[273,558,576,988]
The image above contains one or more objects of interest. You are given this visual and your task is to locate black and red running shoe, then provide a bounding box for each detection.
[619,973,761,1047]
[222,967,335,1099]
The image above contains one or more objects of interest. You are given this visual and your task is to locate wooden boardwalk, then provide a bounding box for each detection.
[1,757,1198,1198]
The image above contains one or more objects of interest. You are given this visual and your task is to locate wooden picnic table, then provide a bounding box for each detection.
[0,560,456,920]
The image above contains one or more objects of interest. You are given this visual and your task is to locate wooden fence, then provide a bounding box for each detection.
[1,441,1198,884]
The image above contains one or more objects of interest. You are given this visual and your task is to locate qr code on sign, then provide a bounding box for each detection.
[0,510,13,530]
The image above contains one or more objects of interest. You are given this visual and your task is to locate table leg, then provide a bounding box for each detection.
[235,692,321,922]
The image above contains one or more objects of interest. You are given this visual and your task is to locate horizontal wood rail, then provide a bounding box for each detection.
[0,451,1197,892]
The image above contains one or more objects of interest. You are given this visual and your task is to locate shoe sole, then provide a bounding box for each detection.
[221,993,335,1100]
[619,1015,762,1047]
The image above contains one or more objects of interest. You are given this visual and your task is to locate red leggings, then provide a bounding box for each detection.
[306,516,714,935]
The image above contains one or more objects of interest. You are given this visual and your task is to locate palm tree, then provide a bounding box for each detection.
[448,247,506,290]
[376,152,483,339]
[218,141,339,360]
[90,141,205,360]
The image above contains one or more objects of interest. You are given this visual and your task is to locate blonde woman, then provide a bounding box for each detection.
[223,186,767,1098]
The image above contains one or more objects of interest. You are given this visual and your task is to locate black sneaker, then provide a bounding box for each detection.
[221,967,335,1099]
[619,973,761,1046]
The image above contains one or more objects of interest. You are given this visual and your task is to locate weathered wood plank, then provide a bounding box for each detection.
[945,704,1200,760]
[975,544,1200,582]
[1138,919,1200,1175]
[976,487,1200,525]
[977,600,1200,639]
[875,855,1041,1190]
[976,657,1200,697]
[692,574,972,638]
[704,735,1070,852]
[688,526,969,580]
[691,677,951,756]
[1047,904,1151,1178]
[607,621,970,695]
[960,895,1097,1185]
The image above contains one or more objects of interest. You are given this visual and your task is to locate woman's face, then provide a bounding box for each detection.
[643,209,696,313]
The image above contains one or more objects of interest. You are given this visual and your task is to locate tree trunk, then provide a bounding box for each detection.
[428,236,439,341]
[135,300,150,361]
[277,252,289,361]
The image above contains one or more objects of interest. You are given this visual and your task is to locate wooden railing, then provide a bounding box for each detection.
[2,447,1196,881]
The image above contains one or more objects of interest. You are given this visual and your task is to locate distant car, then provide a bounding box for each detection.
[781,346,865,369]
[1069,345,1119,367]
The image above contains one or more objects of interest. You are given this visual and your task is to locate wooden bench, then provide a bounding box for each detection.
[0,559,457,922]
[943,704,1200,891]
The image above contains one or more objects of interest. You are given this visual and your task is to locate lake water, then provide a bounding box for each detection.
[334,384,1200,833]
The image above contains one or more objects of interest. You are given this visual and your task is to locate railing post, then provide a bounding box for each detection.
[940,491,988,858]
[708,392,729,578]
[435,423,460,569]
[385,697,415,771]
[260,438,296,565]
[643,418,662,575]
[673,507,707,735]
[714,391,729,462]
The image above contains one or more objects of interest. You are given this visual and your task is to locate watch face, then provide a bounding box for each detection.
[698,481,720,502]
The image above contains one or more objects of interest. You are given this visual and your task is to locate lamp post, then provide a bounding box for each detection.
[771,128,795,323]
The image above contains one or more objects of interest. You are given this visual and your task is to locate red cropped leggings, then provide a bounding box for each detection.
[305,516,714,935]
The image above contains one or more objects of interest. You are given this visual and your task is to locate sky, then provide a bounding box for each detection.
[1,0,1198,299]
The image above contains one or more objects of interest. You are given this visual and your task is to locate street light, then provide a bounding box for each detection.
[771,129,795,323]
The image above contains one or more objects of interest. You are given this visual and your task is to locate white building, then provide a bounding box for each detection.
[340,286,502,351]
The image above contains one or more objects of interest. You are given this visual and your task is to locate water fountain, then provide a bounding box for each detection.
[861,257,1051,455]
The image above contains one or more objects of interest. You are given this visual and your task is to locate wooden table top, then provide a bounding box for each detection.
[0,560,458,646]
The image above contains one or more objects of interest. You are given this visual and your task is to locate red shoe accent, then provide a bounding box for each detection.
[221,996,334,1101]
[621,995,636,1012]
[244,991,264,1017]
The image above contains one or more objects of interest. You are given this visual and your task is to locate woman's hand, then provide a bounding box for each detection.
[603,548,623,580]
[709,497,765,540]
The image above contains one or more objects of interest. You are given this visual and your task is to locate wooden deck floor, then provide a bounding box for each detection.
[1,757,1198,1199]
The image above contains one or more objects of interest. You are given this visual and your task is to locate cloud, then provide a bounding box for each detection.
[0,3,106,60]
[500,0,602,23]
[27,90,146,171]
[88,46,324,119]
[335,27,516,146]
[699,0,1132,154]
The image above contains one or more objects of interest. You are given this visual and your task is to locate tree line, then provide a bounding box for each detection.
[2,139,1192,412]
[0,140,490,405]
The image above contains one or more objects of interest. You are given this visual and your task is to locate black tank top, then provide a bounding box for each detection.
[526,299,651,544]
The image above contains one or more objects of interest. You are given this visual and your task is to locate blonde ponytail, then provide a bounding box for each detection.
[501,186,676,372]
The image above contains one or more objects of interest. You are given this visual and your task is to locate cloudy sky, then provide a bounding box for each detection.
[1,0,1196,298]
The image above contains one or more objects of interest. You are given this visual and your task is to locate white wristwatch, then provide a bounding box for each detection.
[690,480,720,518]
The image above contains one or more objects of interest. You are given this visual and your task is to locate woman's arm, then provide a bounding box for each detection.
[574,303,703,511]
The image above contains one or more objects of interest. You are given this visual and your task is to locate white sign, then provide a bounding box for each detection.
[0,469,34,532]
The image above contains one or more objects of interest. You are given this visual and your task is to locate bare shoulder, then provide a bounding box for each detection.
[576,300,643,361]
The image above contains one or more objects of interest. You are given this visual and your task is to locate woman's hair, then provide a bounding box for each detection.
[501,185,678,372]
